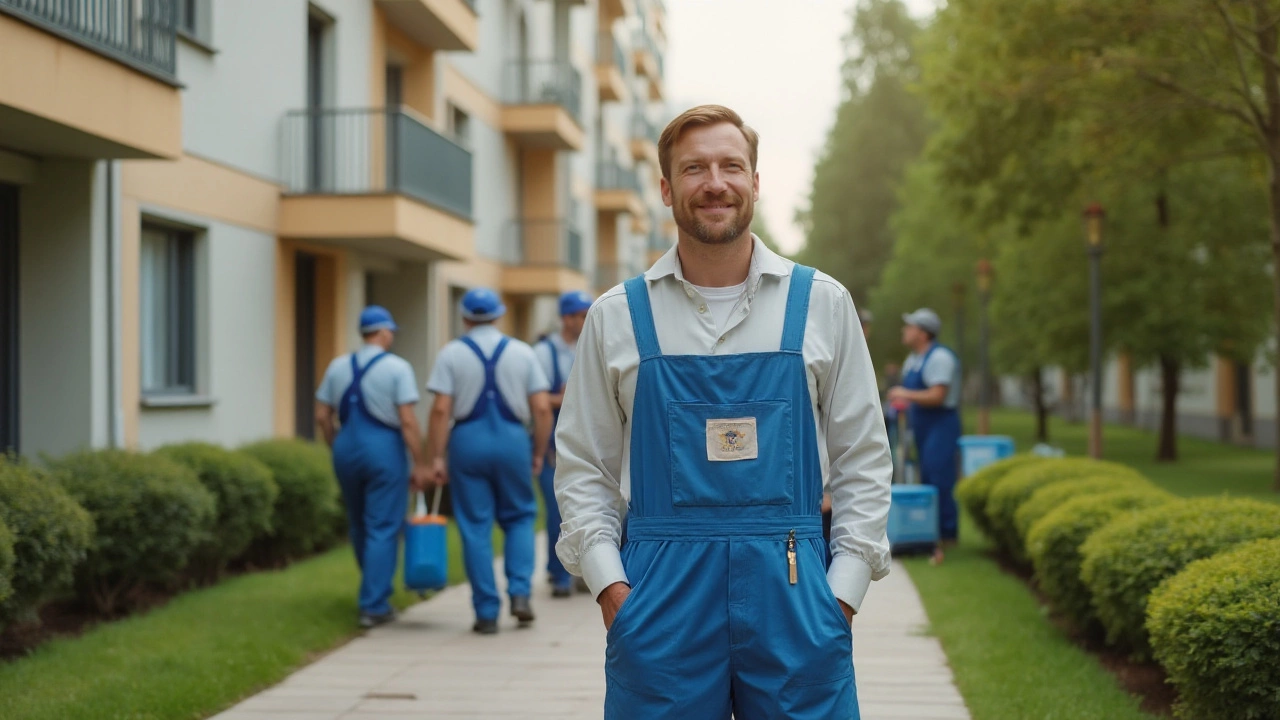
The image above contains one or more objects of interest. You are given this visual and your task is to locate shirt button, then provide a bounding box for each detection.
[718,336,725,344]
[698,305,707,314]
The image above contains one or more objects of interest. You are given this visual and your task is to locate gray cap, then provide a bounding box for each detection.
[902,308,941,335]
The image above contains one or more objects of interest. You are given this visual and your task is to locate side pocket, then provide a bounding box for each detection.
[605,542,661,645]
[804,541,852,637]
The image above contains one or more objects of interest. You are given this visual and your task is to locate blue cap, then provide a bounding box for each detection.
[359,305,397,334]
[558,290,594,317]
[460,288,506,322]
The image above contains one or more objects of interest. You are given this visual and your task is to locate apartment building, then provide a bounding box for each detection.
[0,0,673,458]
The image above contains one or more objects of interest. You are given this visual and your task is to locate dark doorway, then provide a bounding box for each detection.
[0,183,17,454]
[294,252,318,439]
[306,13,328,191]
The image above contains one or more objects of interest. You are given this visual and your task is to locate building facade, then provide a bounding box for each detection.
[0,0,672,458]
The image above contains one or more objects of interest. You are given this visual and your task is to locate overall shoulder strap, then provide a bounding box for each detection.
[458,336,487,363]
[544,338,562,389]
[780,264,817,353]
[624,276,661,360]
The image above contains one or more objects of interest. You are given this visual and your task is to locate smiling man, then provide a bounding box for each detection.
[553,105,893,719]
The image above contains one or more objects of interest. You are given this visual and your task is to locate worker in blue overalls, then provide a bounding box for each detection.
[533,290,593,598]
[425,288,554,635]
[315,305,431,629]
[552,105,893,718]
[888,308,962,565]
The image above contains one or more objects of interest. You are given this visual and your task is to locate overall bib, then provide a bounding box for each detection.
[604,266,859,720]
[449,336,537,621]
[904,344,961,541]
[537,338,572,590]
[331,352,409,617]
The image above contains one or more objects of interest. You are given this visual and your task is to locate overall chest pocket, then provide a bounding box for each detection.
[667,400,794,507]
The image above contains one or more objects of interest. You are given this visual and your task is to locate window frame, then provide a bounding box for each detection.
[139,220,200,399]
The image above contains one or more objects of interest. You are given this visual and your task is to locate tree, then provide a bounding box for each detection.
[750,206,784,256]
[794,0,930,306]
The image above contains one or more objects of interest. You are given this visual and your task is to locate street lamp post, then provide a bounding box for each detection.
[976,260,992,435]
[1083,203,1106,459]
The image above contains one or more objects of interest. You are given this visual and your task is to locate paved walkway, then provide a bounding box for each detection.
[211,538,969,720]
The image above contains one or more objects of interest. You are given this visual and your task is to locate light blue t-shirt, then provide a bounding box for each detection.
[904,345,962,409]
[315,344,421,428]
[426,325,550,423]
[533,332,576,391]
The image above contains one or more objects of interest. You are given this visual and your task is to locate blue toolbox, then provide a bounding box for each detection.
[887,484,939,554]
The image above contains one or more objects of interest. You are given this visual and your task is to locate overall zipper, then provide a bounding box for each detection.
[787,529,797,585]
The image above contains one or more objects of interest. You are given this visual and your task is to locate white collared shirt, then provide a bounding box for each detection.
[553,236,893,613]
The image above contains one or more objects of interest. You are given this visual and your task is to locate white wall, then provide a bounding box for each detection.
[136,219,278,450]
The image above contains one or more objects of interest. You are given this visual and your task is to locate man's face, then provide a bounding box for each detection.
[562,310,588,341]
[901,324,922,347]
[661,123,759,246]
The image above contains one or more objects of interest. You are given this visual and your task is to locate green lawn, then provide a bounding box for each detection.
[0,522,469,720]
[904,409,1278,719]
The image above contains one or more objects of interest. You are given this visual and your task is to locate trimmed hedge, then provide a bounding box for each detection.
[1014,474,1154,547]
[52,450,217,613]
[240,439,341,562]
[155,443,278,577]
[0,458,94,627]
[1080,497,1280,656]
[0,517,13,607]
[953,453,1047,539]
[1026,488,1175,629]
[1147,538,1280,720]
[985,458,1145,561]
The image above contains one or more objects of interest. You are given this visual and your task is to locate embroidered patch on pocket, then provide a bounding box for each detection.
[706,417,759,462]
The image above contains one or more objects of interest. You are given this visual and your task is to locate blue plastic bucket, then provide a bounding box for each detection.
[957,435,1015,478]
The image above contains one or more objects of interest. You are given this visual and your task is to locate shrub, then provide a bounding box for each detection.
[239,439,341,562]
[51,449,216,613]
[1080,497,1280,657]
[1026,488,1175,629]
[0,458,94,626]
[985,458,1145,561]
[0,518,14,607]
[1147,538,1280,720]
[953,453,1047,539]
[155,443,278,578]
[1014,474,1154,547]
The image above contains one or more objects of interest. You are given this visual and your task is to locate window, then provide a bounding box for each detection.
[141,224,196,396]
[449,104,471,147]
[176,0,210,44]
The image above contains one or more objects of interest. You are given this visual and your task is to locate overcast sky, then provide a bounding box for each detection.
[664,0,938,255]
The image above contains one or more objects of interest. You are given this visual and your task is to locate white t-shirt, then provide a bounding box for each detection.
[690,281,747,335]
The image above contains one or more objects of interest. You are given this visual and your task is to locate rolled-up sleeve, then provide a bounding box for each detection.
[821,291,894,613]
[553,304,628,598]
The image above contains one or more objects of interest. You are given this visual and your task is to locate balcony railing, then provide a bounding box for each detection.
[281,108,473,219]
[597,31,626,74]
[504,60,583,124]
[631,112,659,145]
[507,220,584,270]
[597,161,640,193]
[0,0,178,80]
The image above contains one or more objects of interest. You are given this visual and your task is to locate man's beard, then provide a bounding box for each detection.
[674,194,754,246]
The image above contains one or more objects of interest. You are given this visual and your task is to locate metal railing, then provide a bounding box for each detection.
[0,0,178,80]
[631,112,659,145]
[503,60,583,124]
[507,220,583,270]
[597,161,640,193]
[597,31,626,74]
[281,108,473,220]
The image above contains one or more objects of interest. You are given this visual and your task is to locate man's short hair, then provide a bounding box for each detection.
[658,104,760,181]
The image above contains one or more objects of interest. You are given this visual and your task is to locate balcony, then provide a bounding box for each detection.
[630,112,660,168]
[374,0,477,52]
[278,108,474,262]
[502,219,590,295]
[595,32,628,103]
[599,0,635,25]
[632,26,665,101]
[0,0,182,159]
[501,60,585,151]
[595,162,645,219]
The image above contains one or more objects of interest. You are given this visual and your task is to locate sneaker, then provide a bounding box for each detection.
[551,585,573,599]
[472,619,499,635]
[358,610,396,629]
[510,595,535,624]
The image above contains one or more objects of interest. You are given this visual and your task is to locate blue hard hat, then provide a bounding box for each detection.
[558,290,594,317]
[359,305,397,334]
[460,288,506,322]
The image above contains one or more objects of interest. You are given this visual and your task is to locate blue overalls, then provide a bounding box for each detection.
[604,266,859,719]
[331,352,409,617]
[537,337,573,590]
[449,336,537,621]
[903,343,961,540]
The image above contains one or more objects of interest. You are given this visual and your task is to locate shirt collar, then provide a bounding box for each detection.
[466,324,502,339]
[645,234,791,287]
